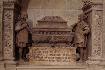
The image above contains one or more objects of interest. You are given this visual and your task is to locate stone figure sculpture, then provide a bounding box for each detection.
[15,13,31,62]
[73,15,90,62]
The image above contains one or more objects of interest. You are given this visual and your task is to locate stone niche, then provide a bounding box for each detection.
[29,16,76,65]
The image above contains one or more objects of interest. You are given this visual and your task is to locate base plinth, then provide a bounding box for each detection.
[86,57,105,65]
[16,64,87,70]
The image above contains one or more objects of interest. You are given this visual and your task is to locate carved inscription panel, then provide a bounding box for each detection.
[29,47,76,65]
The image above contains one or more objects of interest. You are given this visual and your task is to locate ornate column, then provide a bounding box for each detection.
[82,0,105,64]
[2,1,15,63]
[2,0,30,63]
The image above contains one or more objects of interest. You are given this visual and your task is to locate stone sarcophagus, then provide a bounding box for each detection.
[29,16,76,65]
[32,16,74,47]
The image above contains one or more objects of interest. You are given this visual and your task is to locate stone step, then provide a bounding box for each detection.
[16,64,87,70]
[0,61,5,70]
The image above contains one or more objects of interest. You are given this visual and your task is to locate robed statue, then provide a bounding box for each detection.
[15,13,32,62]
[73,15,90,62]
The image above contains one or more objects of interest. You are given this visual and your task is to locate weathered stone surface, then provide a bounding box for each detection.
[16,65,87,70]
[5,64,16,70]
[0,0,105,70]
[29,47,76,65]
[36,16,67,28]
[27,0,82,27]
[16,64,105,70]
[0,61,5,70]
[81,0,104,64]
[32,16,73,49]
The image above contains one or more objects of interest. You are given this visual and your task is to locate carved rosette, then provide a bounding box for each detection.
[2,1,15,60]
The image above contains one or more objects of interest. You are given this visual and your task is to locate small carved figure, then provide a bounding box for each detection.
[15,12,31,62]
[73,15,90,62]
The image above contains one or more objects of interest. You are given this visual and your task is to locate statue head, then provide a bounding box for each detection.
[20,11,28,21]
[78,14,84,22]
[78,14,88,22]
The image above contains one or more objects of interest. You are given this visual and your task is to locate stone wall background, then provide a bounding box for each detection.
[0,0,105,62]
[0,1,105,70]
[27,0,105,59]
[27,0,83,27]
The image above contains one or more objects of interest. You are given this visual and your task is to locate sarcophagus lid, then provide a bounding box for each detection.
[36,16,68,28]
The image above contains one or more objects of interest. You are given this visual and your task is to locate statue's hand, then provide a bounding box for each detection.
[83,26,90,34]
[15,22,22,31]
[22,23,28,28]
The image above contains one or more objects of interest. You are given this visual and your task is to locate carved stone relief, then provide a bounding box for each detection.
[82,0,103,60]
[2,2,14,60]
[92,10,103,58]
